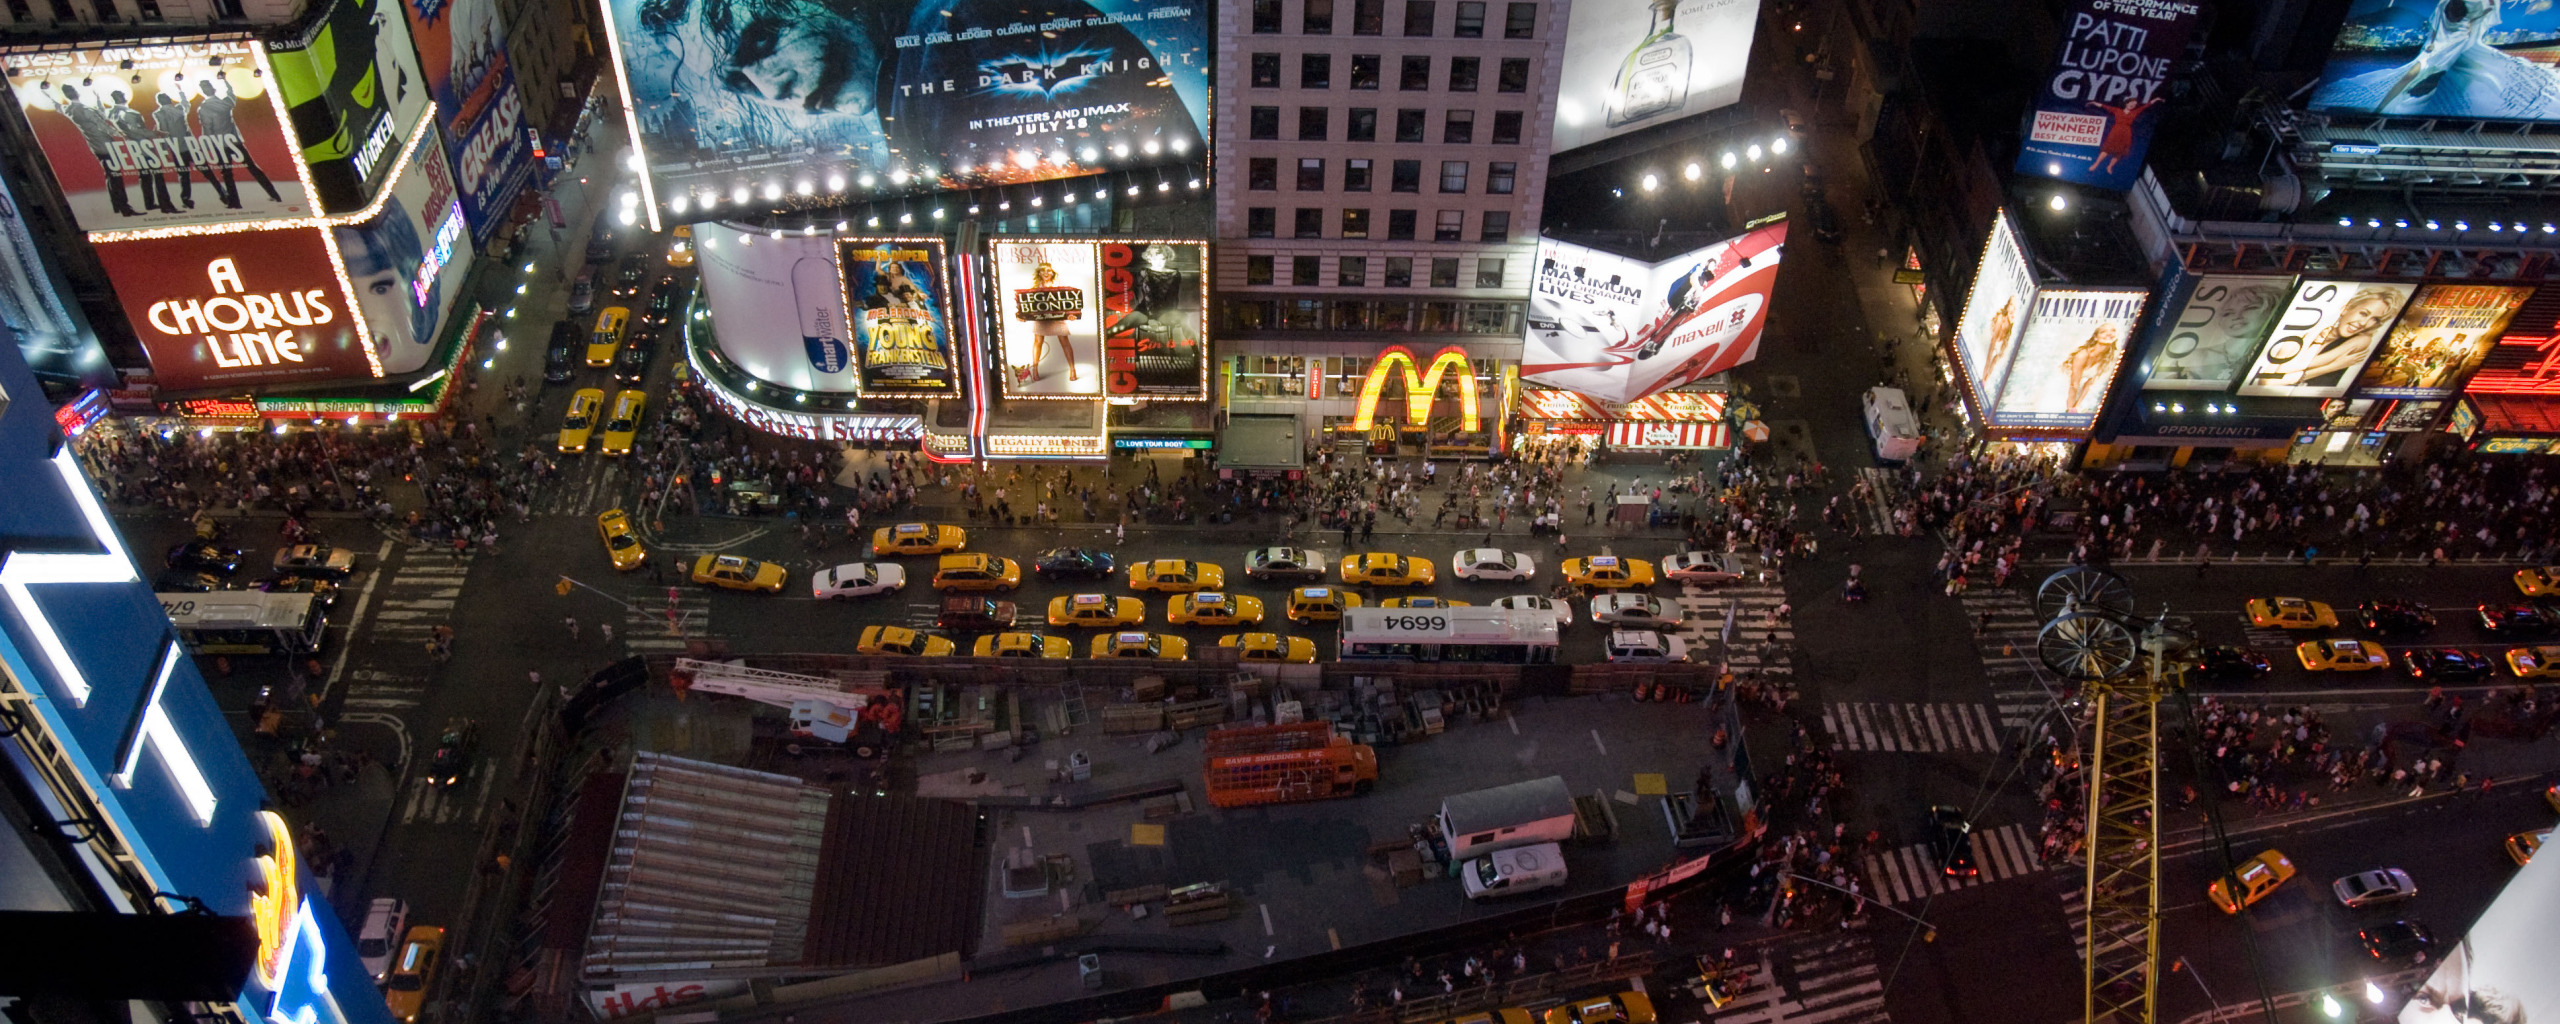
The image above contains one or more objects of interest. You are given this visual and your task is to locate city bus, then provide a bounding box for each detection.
[1339,607,1560,664]
[158,592,328,655]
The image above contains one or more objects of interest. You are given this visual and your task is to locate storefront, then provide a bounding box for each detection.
[2086,391,2325,469]
[1222,343,1512,459]
[2467,395,2560,453]
[1514,386,1731,457]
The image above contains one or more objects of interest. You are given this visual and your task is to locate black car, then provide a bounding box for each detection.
[167,540,243,575]
[586,220,617,261]
[2358,600,2437,635]
[153,569,229,593]
[2359,920,2435,964]
[256,573,341,609]
[2190,644,2273,683]
[544,320,580,383]
[1245,546,1329,581]
[1033,547,1117,580]
[1805,195,1844,243]
[2402,647,2495,681]
[430,718,478,789]
[613,334,655,383]
[616,260,650,296]
[2478,602,2557,638]
[1925,805,1977,878]
[645,287,678,324]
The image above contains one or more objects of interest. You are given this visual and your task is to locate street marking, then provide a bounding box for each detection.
[318,540,395,704]
[1261,903,1274,936]
[1590,729,1607,756]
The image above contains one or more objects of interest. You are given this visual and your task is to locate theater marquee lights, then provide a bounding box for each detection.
[1351,345,1480,432]
[78,103,437,243]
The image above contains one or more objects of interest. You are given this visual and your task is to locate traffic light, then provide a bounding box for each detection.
[556,577,573,597]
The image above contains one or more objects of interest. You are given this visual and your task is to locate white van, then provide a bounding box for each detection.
[357,897,409,983]
[1863,387,1924,464]
[1461,842,1568,900]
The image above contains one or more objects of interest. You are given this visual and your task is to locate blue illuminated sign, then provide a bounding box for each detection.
[414,200,467,308]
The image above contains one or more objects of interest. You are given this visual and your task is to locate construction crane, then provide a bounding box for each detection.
[2033,568,2196,1024]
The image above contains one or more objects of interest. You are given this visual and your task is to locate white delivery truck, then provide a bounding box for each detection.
[1461,841,1568,900]
[1439,776,1578,862]
[1862,386,1924,464]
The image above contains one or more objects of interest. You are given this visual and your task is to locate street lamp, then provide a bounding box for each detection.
[1721,152,1738,170]
[2049,194,2069,212]
[2320,993,2344,1019]
[1640,173,1660,192]
[1684,162,1703,181]
[2366,982,2387,1005]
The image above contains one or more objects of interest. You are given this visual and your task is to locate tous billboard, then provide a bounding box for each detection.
[93,227,374,391]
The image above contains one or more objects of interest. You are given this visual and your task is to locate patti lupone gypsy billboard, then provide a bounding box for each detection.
[1520,221,1788,404]
[1098,240,1207,399]
[91,226,375,391]
[2013,0,2201,191]
[2235,280,2416,398]
[3,40,314,233]
[2352,284,2532,400]
[837,237,958,396]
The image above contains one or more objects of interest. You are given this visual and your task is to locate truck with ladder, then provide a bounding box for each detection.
[669,658,904,756]
[1201,721,1378,809]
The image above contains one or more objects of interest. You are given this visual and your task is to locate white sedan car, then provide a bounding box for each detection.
[2331,868,2416,908]
[1492,594,1573,626]
[1451,548,1536,581]
[1591,593,1682,627]
[1605,630,1690,663]
[812,562,908,600]
[1662,551,1764,585]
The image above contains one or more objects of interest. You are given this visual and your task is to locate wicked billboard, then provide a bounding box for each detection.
[268,0,431,213]
[3,40,314,233]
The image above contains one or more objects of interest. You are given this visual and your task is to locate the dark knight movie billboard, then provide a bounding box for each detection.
[601,0,1208,209]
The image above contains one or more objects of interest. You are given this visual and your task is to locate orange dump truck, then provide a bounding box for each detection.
[1202,722,1378,808]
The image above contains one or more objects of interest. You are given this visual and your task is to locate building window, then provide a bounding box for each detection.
[1448,57,1479,92]
[1296,208,1325,237]
[1303,0,1333,32]
[1498,58,1529,93]
[1334,303,1374,330]
[1476,257,1506,287]
[1443,110,1474,144]
[89,0,111,20]
[1247,255,1275,284]
[1400,55,1431,90]
[1480,211,1510,243]
[1285,300,1326,329]
[1435,210,1464,241]
[1403,0,1433,35]
[1298,157,1327,190]
[1339,255,1369,286]
[1422,301,1462,330]
[1439,160,1468,192]
[1454,0,1484,36]
[1431,256,1461,286]
[1492,111,1523,143]
[134,0,159,17]
[1341,208,1371,238]
[1395,109,1426,142]
[1251,53,1281,87]
[1353,0,1384,32]
[1385,257,1414,287]
[1253,0,1282,32]
[1349,107,1379,140]
[1249,208,1277,237]
[1249,157,1278,190]
[1391,159,1421,192]
[1388,209,1418,240]
[1299,107,1330,140]
[1487,161,1516,193]
[1250,107,1280,139]
[1345,158,1374,191]
[1302,53,1332,88]
[1350,54,1381,89]
[1504,1,1536,37]
[1293,255,1322,286]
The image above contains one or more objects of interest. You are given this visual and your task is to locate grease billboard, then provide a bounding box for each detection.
[992,239,1104,398]
[1953,211,2036,409]
[2138,274,2289,391]
[92,227,374,391]
[2235,280,2416,398]
[1551,0,1760,153]
[1992,288,2145,430]
[268,0,431,213]
[1099,240,1207,398]
[2,40,313,233]
[403,0,533,245]
[2014,0,2202,191]
[2313,0,2560,120]
[837,237,958,396]
[695,221,860,393]
[2352,284,2531,400]
[1520,221,1788,404]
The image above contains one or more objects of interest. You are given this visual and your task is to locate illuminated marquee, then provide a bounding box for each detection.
[251,809,299,988]
[415,201,465,307]
[1350,345,1480,431]
[148,257,339,370]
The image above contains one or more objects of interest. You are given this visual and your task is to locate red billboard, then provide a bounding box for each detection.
[4,40,314,233]
[92,227,374,391]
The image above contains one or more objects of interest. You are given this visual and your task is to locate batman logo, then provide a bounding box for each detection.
[977,46,1113,103]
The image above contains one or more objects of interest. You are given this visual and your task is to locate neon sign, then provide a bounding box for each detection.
[415,201,466,308]
[251,809,300,988]
[1350,345,1479,432]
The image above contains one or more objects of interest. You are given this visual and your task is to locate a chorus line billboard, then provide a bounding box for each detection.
[269,0,430,213]
[402,0,534,246]
[601,0,1208,213]
[2138,274,2290,391]
[2353,284,2532,400]
[837,237,960,396]
[695,221,862,394]
[1552,0,1760,153]
[1991,287,2144,430]
[1521,221,1789,404]
[3,40,315,233]
[1954,210,2036,409]
[2014,0,2201,191]
[91,226,375,391]
[2235,280,2416,398]
[2313,0,2560,120]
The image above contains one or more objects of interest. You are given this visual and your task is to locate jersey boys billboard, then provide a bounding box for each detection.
[2014,0,2201,191]
[1098,240,1207,398]
[2138,274,2289,391]
[837,237,959,396]
[3,41,314,233]
[1520,222,1788,404]
[91,227,374,391]
[1551,0,1759,153]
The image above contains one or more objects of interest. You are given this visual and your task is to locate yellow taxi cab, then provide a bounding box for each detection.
[690,553,787,592]
[2296,638,2390,671]
[586,307,629,366]
[2506,645,2560,677]
[973,632,1072,659]
[382,925,443,1022]
[2547,782,2560,813]
[1340,552,1436,586]
[1562,555,1658,590]
[932,553,1021,591]
[595,509,646,570]
[599,389,644,456]
[1049,593,1146,627]
[2207,849,2296,914]
[1445,1011,1534,1024]
[1221,632,1317,663]
[1130,559,1225,592]
[1381,595,1470,608]
[2509,827,2550,865]
[557,388,604,453]
[1540,991,1656,1024]
[1091,631,1189,660]
[872,522,968,556]
[2247,596,2338,629]
[1169,591,1265,626]
[1286,586,1363,622]
[666,224,695,267]
[858,625,956,657]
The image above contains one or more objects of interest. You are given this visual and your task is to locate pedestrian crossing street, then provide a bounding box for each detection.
[1704,934,1888,1024]
[1861,824,2044,905]
[347,558,472,713]
[1961,588,2056,744]
[1821,702,2004,753]
[623,586,714,652]
[1853,467,1898,536]
[1674,579,1797,703]
[2242,625,2294,652]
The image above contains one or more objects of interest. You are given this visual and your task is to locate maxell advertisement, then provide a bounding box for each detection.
[601,0,1209,210]
[3,41,313,233]
[1992,288,2146,430]
[1553,0,1759,153]
[992,239,1104,398]
[2352,284,2532,400]
[2013,0,2202,191]
[2399,836,2560,1024]
[2235,280,2417,398]
[838,237,958,396]
[1520,221,1789,404]
[0,171,111,390]
[1099,240,1207,398]
[268,0,430,213]
[403,0,534,246]
[2138,274,2289,391]
[2314,0,2560,120]
[335,124,471,376]
[1953,211,2037,410]
[695,221,860,393]
[92,226,374,391]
